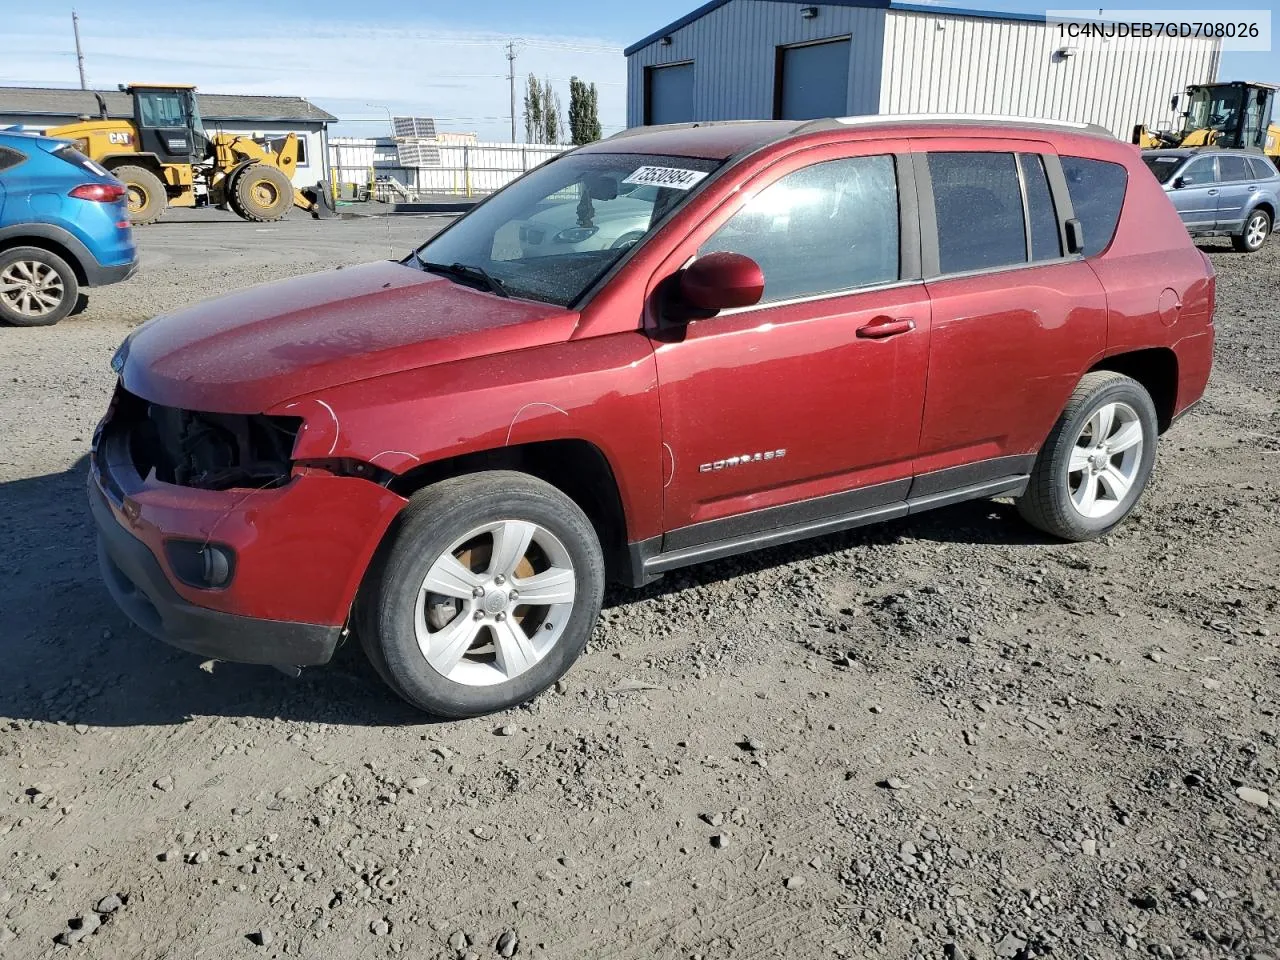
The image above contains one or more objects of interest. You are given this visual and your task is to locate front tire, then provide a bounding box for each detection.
[232,164,293,222]
[357,472,605,718]
[0,247,79,326]
[1232,208,1270,252]
[1017,371,1158,541]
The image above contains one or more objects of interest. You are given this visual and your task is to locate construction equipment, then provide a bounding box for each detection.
[47,84,333,225]
[1133,81,1279,159]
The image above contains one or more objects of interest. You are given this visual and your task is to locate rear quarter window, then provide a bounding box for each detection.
[0,146,26,173]
[1248,156,1278,180]
[1061,156,1128,257]
[52,145,112,178]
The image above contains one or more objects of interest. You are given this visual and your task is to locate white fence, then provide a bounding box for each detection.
[328,137,570,199]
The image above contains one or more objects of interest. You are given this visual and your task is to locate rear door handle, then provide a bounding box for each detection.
[1207,189,1219,195]
[857,316,916,339]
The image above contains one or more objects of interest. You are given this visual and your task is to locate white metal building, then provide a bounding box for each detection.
[0,86,335,187]
[625,0,1222,138]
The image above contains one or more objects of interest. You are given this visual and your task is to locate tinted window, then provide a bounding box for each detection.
[1178,157,1216,186]
[1218,155,1251,182]
[700,155,899,303]
[0,146,26,172]
[1142,154,1183,184]
[1061,157,1128,258]
[1020,153,1061,261]
[928,152,1026,273]
[52,145,111,178]
[1248,156,1278,180]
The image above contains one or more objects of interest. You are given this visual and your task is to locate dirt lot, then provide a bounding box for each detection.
[1,209,1276,960]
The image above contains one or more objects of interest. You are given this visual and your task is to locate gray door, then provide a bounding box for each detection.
[1214,153,1255,231]
[646,63,694,125]
[1168,156,1218,231]
[776,38,851,121]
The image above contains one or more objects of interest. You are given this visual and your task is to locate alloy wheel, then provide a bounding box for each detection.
[1066,401,1144,519]
[414,519,577,687]
[0,260,65,318]
[1246,214,1268,250]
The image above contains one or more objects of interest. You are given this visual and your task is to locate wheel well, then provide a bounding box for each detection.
[0,236,86,285]
[102,154,167,180]
[387,440,631,582]
[1090,348,1179,431]
[1250,200,1274,223]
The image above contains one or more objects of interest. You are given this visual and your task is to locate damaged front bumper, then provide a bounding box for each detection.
[89,385,407,666]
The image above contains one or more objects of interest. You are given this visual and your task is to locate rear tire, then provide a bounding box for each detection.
[0,246,79,327]
[232,164,293,222]
[1232,208,1270,252]
[356,472,605,718]
[112,164,167,225]
[1016,371,1158,541]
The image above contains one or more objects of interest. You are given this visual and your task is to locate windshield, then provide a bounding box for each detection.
[414,152,722,307]
[1185,85,1246,142]
[1142,154,1185,184]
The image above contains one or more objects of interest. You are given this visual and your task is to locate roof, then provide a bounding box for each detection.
[592,115,1117,160]
[0,86,336,124]
[590,119,806,158]
[625,0,1048,55]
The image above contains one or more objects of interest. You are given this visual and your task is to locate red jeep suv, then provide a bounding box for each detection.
[91,117,1215,717]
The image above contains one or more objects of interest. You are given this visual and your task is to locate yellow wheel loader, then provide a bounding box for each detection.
[1133,81,1279,159]
[48,84,334,225]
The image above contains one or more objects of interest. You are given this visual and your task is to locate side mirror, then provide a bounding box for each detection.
[1172,176,1186,189]
[679,252,765,312]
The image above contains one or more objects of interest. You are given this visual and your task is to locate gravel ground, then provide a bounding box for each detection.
[0,209,1276,960]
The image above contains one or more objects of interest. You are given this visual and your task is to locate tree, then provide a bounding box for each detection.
[523,74,542,144]
[542,78,563,145]
[568,77,602,145]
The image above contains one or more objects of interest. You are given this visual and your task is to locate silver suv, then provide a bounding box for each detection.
[1143,148,1278,252]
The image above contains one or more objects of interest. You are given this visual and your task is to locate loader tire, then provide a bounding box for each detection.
[114,165,167,225]
[232,164,293,222]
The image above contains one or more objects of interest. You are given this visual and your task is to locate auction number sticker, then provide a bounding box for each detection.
[622,166,709,190]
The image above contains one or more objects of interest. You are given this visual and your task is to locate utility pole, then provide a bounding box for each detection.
[506,41,518,143]
[72,10,87,90]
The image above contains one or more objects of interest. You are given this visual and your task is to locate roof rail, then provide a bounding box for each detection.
[604,120,777,141]
[828,113,1115,138]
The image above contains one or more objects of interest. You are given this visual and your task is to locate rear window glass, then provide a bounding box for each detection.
[1141,154,1183,184]
[53,145,112,178]
[0,146,26,173]
[1019,153,1061,262]
[1248,156,1277,179]
[928,152,1027,274]
[1218,155,1251,182]
[1061,157,1127,257]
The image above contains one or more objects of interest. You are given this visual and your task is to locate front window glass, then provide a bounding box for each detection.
[1184,85,1246,143]
[138,92,190,127]
[698,155,899,303]
[1179,157,1216,186]
[414,152,720,307]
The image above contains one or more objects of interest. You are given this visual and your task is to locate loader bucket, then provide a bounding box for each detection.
[303,180,337,219]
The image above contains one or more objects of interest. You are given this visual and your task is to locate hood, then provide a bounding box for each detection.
[119,260,578,412]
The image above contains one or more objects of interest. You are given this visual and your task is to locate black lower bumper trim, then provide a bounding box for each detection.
[89,477,341,666]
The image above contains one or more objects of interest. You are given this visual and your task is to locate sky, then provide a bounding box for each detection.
[3,0,1276,142]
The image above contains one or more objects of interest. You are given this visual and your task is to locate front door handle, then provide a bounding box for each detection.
[857,316,916,339]
[1207,188,1219,195]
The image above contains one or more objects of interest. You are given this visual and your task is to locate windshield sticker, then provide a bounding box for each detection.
[622,166,709,190]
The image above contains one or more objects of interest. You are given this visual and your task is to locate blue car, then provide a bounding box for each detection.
[0,130,138,326]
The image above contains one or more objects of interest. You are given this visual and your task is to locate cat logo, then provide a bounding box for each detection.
[699,449,786,473]
[108,132,132,145]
